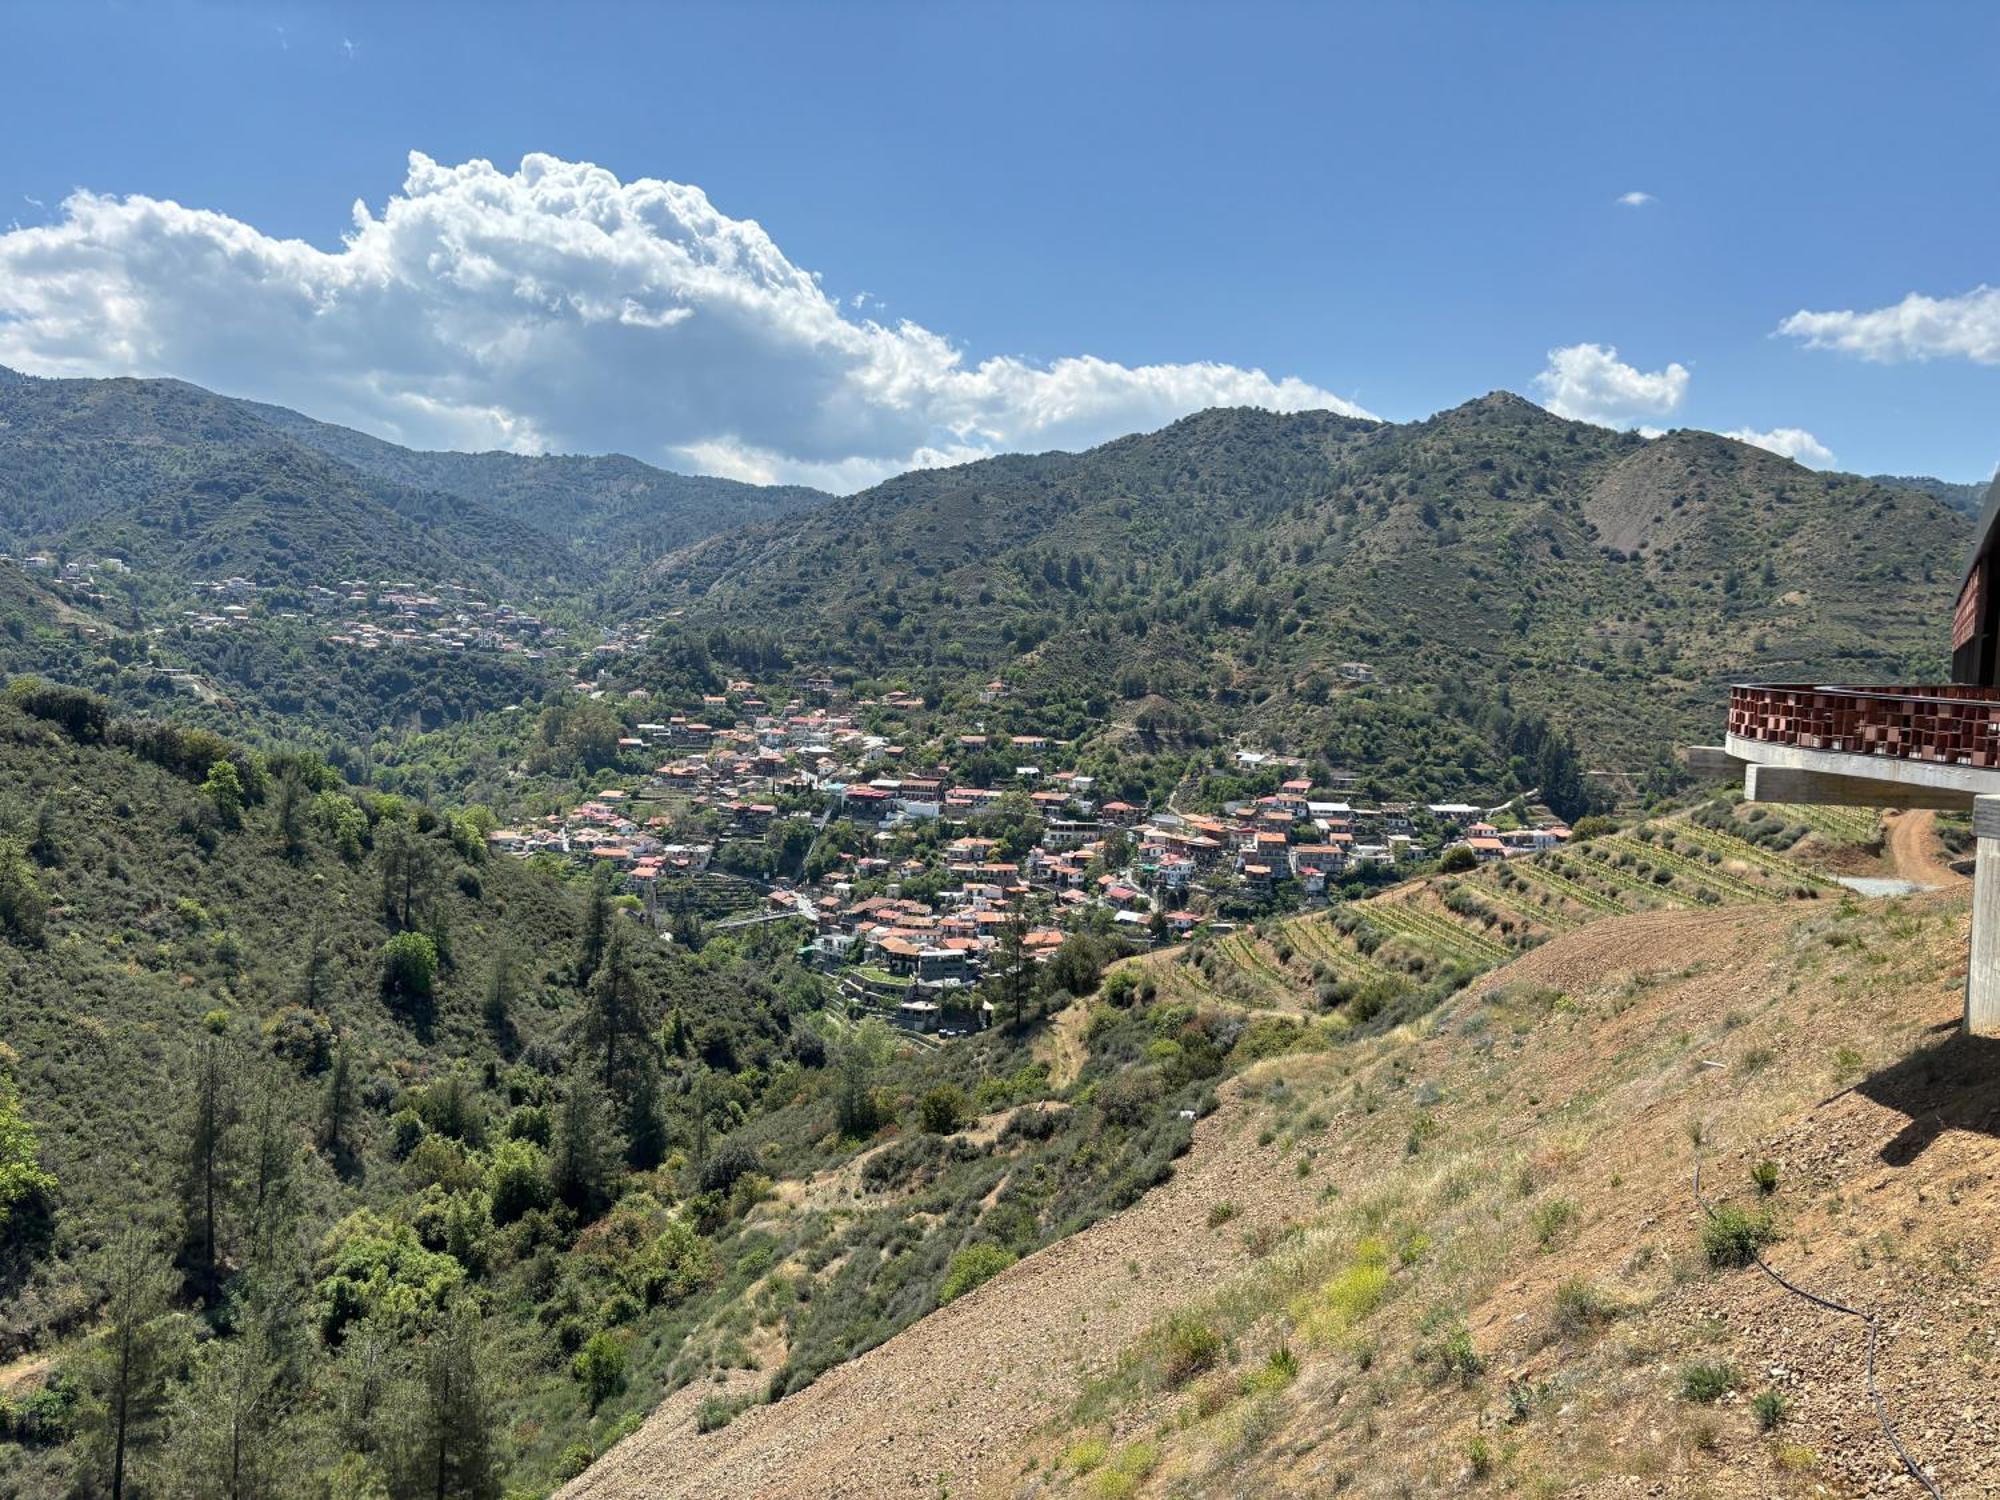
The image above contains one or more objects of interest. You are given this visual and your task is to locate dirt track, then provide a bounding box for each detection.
[1883,808,1966,888]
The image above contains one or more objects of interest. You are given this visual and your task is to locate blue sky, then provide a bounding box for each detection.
[1,0,1995,487]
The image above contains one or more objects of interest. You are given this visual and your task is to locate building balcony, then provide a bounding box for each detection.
[1719,682,2000,807]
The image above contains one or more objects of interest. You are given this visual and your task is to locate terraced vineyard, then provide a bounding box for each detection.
[1668,821,1836,889]
[1772,802,1883,844]
[1351,896,1513,966]
[1140,799,1836,1024]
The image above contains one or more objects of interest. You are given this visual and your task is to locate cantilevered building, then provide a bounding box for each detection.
[1698,472,2000,1034]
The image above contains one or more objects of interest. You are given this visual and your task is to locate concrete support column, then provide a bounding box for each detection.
[1968,795,2000,1036]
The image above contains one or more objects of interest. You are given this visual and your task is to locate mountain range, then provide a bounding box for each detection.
[0,365,1982,793]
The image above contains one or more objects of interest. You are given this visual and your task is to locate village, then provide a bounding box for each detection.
[485,677,1577,1039]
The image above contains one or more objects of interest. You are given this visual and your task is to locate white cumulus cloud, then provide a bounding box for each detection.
[1532,342,1689,428]
[0,152,1371,491]
[1616,191,1655,207]
[1723,426,1836,468]
[1778,285,2000,365]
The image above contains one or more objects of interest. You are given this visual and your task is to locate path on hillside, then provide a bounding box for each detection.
[1883,808,1966,888]
[1033,1000,1091,1089]
[560,1079,1316,1500]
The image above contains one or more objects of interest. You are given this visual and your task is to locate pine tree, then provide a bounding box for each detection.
[151,1290,296,1500]
[582,925,652,1095]
[179,1034,237,1299]
[688,1067,712,1169]
[320,1041,354,1159]
[240,1065,298,1265]
[83,1229,174,1500]
[481,944,516,1043]
[377,822,434,932]
[28,796,59,867]
[390,1305,499,1500]
[548,1079,613,1218]
[995,906,1035,1031]
[273,769,308,860]
[623,1065,666,1171]
[300,915,332,1012]
[576,867,612,982]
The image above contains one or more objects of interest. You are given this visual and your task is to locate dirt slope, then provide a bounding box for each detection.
[562,1076,1318,1499]
[570,887,2000,1499]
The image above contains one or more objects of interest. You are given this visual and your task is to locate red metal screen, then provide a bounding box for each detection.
[1729,683,2000,768]
[1955,572,1982,652]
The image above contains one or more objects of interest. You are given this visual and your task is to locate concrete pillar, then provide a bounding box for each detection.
[1968,795,2000,1036]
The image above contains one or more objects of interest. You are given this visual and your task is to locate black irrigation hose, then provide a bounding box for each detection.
[1693,1155,1944,1499]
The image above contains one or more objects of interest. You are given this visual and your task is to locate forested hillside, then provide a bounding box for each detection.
[0,368,827,592]
[246,401,830,569]
[0,676,1250,1497]
[643,395,1969,782]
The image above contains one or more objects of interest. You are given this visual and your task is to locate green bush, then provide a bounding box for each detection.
[572,1329,629,1410]
[1159,1314,1222,1388]
[1531,1196,1578,1249]
[262,1004,335,1072]
[312,1212,465,1342]
[486,1137,551,1225]
[1551,1278,1617,1336]
[918,1083,967,1135]
[1680,1361,1737,1403]
[1416,1313,1485,1387]
[1701,1202,1778,1268]
[0,844,47,948]
[1752,1386,1791,1430]
[939,1243,1016,1304]
[381,931,439,998]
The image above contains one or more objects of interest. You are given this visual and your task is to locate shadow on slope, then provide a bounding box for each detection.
[1856,1025,2000,1165]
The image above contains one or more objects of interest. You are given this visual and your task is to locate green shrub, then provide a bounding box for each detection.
[1750,1159,1780,1196]
[1466,1435,1493,1478]
[381,931,438,998]
[918,1083,967,1135]
[1752,1386,1790,1430]
[487,1138,551,1225]
[1680,1361,1736,1402]
[1086,1439,1160,1499]
[572,1330,629,1410]
[1531,1196,1578,1249]
[1062,1434,1109,1473]
[1551,1278,1617,1336]
[939,1243,1016,1304]
[1701,1203,1778,1268]
[262,1004,335,1072]
[1160,1315,1222,1388]
[312,1212,465,1342]
[1416,1313,1484,1387]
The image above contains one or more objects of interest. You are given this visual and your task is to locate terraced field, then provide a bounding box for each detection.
[1144,802,1834,1020]
[1772,802,1882,844]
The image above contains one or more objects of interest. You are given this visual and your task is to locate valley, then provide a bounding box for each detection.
[0,366,1990,1499]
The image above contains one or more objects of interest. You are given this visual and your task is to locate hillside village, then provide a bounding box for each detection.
[486,679,1576,1036]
